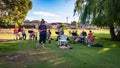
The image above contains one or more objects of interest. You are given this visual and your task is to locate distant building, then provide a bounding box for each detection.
[24,20,93,29]
[24,20,40,26]
[49,23,59,29]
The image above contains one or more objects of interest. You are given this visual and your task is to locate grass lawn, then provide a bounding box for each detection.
[0,29,120,68]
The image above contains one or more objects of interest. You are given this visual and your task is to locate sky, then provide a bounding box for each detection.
[25,0,78,23]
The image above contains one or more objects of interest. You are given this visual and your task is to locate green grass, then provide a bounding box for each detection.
[0,29,120,68]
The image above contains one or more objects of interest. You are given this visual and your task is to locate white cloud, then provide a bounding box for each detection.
[25,11,79,23]
[25,15,79,23]
[33,11,60,17]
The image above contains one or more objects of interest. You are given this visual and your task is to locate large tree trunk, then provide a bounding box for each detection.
[116,31,120,41]
[109,26,116,41]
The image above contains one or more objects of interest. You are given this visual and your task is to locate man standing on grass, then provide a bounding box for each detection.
[38,19,47,48]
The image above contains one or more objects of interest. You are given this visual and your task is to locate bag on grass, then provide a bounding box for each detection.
[91,43,103,47]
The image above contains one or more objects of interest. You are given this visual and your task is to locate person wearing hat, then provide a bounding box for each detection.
[38,19,47,48]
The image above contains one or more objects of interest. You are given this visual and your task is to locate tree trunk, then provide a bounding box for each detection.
[109,26,116,41]
[116,31,120,41]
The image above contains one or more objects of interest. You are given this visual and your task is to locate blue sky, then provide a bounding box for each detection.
[25,0,78,23]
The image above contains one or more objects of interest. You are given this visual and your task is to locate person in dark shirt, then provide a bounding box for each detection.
[82,30,87,37]
[38,19,47,48]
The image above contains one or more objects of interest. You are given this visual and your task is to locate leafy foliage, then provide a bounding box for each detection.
[74,0,120,41]
[0,0,32,25]
[74,0,120,27]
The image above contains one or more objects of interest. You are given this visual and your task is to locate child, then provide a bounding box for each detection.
[47,29,51,43]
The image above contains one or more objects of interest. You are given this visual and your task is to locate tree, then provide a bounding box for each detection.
[74,0,120,41]
[71,21,78,29]
[0,0,32,25]
[61,23,67,29]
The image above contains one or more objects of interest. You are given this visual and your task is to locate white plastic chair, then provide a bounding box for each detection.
[58,35,68,45]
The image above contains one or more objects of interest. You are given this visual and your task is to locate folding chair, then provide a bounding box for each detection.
[58,35,68,45]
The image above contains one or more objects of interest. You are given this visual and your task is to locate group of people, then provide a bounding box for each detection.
[74,30,87,43]
[13,26,27,40]
[37,19,95,48]
[70,30,95,47]
[13,19,52,48]
[13,26,37,40]
[14,18,95,48]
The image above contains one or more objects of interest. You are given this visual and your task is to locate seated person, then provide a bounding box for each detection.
[55,32,60,41]
[21,26,26,40]
[13,26,20,40]
[86,31,95,46]
[72,31,77,36]
[28,28,36,40]
[18,27,23,40]
[75,33,85,43]
[56,28,64,41]
[80,33,85,40]
[71,31,78,40]
[82,30,87,37]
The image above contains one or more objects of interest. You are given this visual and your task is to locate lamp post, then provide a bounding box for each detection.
[66,17,68,23]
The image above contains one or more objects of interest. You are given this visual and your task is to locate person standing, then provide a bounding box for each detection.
[38,19,47,48]
[47,29,51,39]
[47,29,52,43]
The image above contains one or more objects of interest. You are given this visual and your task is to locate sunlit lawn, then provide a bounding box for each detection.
[0,29,120,68]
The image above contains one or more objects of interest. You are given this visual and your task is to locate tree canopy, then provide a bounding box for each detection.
[0,0,32,25]
[74,0,120,41]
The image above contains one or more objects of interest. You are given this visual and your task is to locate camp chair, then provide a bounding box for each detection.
[28,30,37,40]
[58,35,68,45]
